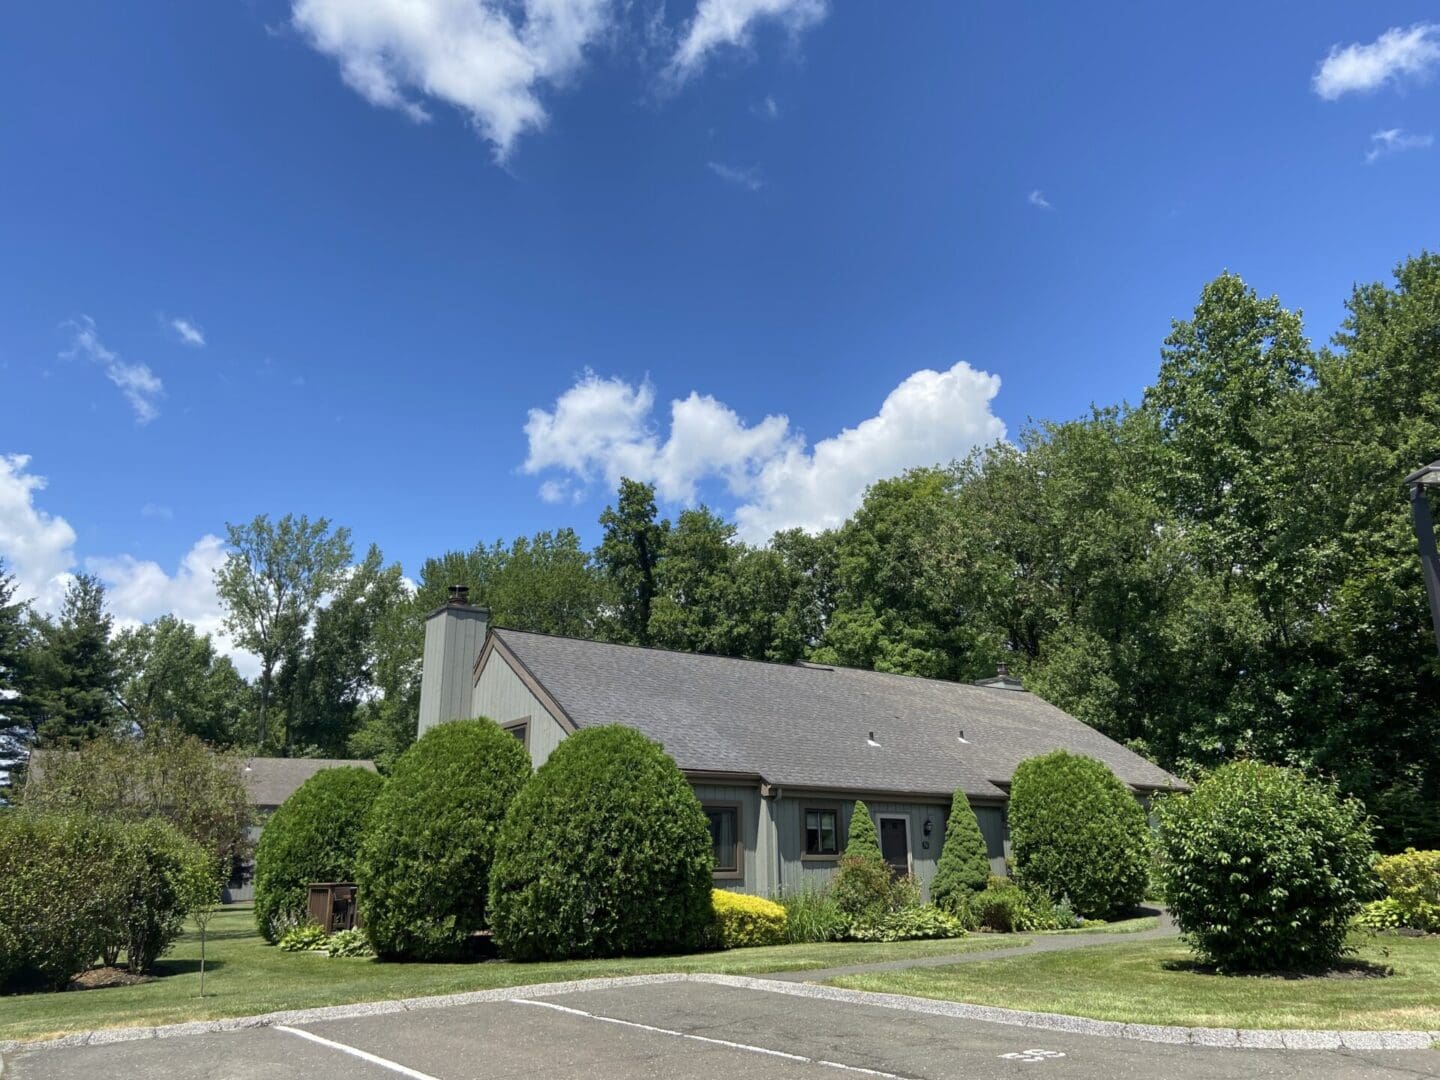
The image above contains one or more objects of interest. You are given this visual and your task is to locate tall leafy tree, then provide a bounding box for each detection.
[26,574,119,747]
[113,615,252,746]
[596,479,669,645]
[215,514,352,750]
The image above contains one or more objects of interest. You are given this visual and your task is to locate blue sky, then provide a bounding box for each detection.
[2,2,1438,667]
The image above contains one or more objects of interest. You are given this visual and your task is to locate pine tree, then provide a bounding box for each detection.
[930,788,992,911]
[844,800,884,862]
[28,574,119,747]
[0,560,34,799]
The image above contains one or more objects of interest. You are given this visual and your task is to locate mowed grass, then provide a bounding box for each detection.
[0,907,1026,1044]
[830,934,1440,1031]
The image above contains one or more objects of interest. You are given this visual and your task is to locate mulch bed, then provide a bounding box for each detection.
[67,967,155,991]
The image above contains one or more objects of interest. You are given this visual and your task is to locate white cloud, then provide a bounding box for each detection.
[141,502,175,520]
[0,454,78,610]
[1028,189,1052,210]
[62,317,164,424]
[1313,23,1440,100]
[1365,126,1434,162]
[757,94,780,119]
[170,317,206,347]
[523,362,1006,541]
[708,161,764,190]
[0,455,258,677]
[290,0,614,158]
[670,0,826,82]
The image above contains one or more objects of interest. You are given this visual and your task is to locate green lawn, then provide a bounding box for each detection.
[830,934,1440,1031]
[0,907,1026,1044]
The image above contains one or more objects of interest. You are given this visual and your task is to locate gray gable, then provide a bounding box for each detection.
[492,630,1181,799]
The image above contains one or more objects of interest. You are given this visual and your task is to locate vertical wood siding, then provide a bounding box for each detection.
[418,609,489,735]
[973,803,1009,876]
[775,795,952,900]
[470,652,568,767]
[691,783,763,894]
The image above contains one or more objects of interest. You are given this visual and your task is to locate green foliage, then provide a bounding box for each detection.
[848,905,967,943]
[778,884,849,943]
[113,615,252,747]
[215,513,354,750]
[710,890,787,949]
[489,725,714,961]
[277,924,329,952]
[358,719,530,961]
[1155,762,1378,971]
[22,730,252,870]
[99,819,213,973]
[1009,751,1150,919]
[967,878,1051,933]
[24,574,119,748]
[1353,898,1405,933]
[0,813,109,991]
[843,800,883,861]
[324,928,374,958]
[254,766,384,942]
[596,479,669,645]
[831,856,898,921]
[930,789,992,913]
[1372,849,1440,932]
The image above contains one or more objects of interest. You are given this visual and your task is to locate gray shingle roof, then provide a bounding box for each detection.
[242,757,376,808]
[494,630,1181,799]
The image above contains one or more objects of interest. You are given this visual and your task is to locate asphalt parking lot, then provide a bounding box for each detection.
[3,979,1434,1080]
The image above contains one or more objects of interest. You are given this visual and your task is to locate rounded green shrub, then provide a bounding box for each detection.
[101,819,213,973]
[357,719,531,961]
[711,889,787,948]
[930,789,992,913]
[488,725,714,961]
[0,813,110,991]
[1372,849,1439,932]
[1009,750,1149,918]
[1155,761,1376,971]
[255,766,384,942]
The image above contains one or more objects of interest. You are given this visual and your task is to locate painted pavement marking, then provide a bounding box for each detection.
[273,1025,442,1080]
[999,1048,1068,1063]
[511,997,919,1079]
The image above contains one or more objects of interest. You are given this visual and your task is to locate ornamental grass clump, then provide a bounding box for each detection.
[254,766,384,943]
[1009,751,1149,919]
[357,719,531,961]
[1155,761,1377,972]
[488,725,714,961]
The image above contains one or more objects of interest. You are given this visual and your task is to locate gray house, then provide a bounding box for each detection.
[419,591,1181,900]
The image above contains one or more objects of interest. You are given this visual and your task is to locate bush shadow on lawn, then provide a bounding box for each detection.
[1160,957,1394,981]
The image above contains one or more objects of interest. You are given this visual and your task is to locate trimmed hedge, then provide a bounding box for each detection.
[711,889,787,948]
[930,788,991,913]
[1009,751,1149,918]
[1155,762,1376,971]
[489,725,714,961]
[254,766,384,942]
[357,719,531,961]
[0,814,109,991]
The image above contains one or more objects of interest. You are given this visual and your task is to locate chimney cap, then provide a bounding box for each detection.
[448,584,471,605]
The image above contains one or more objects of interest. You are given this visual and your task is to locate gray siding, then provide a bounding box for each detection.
[418,607,489,736]
[974,803,1009,876]
[471,652,568,767]
[775,795,949,900]
[691,783,764,895]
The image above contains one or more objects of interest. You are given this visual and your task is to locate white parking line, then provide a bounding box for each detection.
[511,998,914,1078]
[273,1025,442,1080]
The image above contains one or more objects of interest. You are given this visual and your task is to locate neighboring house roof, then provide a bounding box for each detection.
[491,629,1182,800]
[242,757,377,808]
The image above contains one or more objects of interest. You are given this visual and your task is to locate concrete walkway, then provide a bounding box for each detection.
[762,908,1178,983]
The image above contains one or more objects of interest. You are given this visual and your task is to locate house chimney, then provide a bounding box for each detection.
[417,591,488,736]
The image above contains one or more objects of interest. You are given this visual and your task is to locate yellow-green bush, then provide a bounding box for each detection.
[1373,849,1440,931]
[711,889,787,948]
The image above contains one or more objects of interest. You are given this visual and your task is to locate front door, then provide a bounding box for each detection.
[878,816,910,878]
